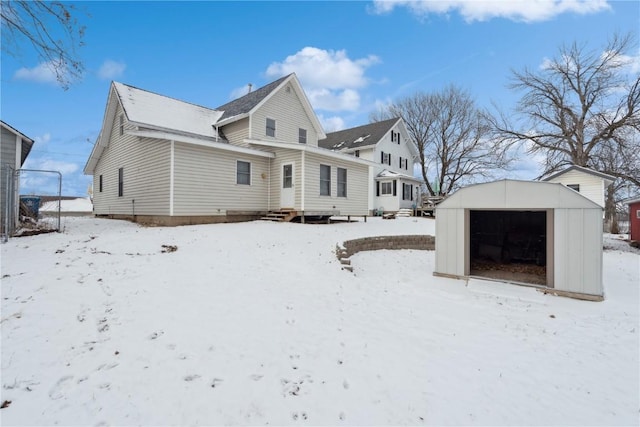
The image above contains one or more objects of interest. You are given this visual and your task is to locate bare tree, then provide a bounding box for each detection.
[371,85,509,197]
[491,33,640,181]
[1,1,87,89]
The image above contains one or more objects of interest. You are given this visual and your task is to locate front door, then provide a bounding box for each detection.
[281,163,294,208]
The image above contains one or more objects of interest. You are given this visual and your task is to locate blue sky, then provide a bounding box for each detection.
[2,0,638,196]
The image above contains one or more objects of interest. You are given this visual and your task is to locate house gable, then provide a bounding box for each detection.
[541,165,614,208]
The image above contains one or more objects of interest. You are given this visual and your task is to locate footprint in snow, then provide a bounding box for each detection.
[249,374,263,381]
[148,331,164,340]
[184,374,200,382]
[49,375,74,400]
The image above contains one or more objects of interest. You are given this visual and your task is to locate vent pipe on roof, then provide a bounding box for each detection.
[247,83,252,94]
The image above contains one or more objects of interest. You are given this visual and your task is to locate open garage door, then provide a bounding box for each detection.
[469,210,549,286]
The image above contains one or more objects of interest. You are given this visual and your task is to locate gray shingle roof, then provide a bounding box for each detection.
[216,74,292,121]
[318,117,400,151]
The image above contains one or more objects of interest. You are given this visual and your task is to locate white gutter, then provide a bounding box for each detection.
[245,138,372,166]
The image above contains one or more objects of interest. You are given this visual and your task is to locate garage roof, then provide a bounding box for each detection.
[438,179,602,210]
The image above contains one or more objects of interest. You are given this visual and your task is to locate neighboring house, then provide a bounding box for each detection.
[1,121,34,233]
[541,165,614,208]
[626,197,640,241]
[84,74,370,225]
[318,118,421,215]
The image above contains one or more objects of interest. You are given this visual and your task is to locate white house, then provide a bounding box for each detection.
[541,165,614,208]
[84,74,370,225]
[318,118,421,215]
[1,121,34,234]
[434,180,605,300]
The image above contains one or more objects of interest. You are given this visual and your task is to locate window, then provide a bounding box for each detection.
[567,184,580,192]
[99,175,103,193]
[237,160,251,185]
[119,115,124,136]
[403,183,413,201]
[118,168,123,197]
[381,182,393,195]
[381,151,390,165]
[355,150,360,158]
[283,164,292,188]
[320,164,331,196]
[337,168,347,197]
[298,128,307,144]
[391,130,400,144]
[266,118,276,137]
[637,209,640,220]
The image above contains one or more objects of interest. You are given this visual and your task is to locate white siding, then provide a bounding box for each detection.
[373,123,416,176]
[435,208,466,277]
[1,127,18,218]
[251,83,319,147]
[303,152,368,215]
[92,104,171,216]
[554,208,603,295]
[172,142,269,215]
[546,170,607,207]
[221,118,250,147]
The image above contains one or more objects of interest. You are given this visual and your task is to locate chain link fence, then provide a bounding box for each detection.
[1,166,62,241]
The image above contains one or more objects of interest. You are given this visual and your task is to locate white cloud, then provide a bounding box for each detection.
[34,133,51,145]
[318,115,346,132]
[266,47,380,112]
[229,84,253,100]
[24,159,79,175]
[371,0,611,23]
[14,61,60,84]
[98,60,126,80]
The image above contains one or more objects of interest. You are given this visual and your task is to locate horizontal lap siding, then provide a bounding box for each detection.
[1,127,17,215]
[173,143,269,215]
[221,118,250,147]
[93,104,170,216]
[252,83,319,147]
[547,170,605,207]
[303,152,368,215]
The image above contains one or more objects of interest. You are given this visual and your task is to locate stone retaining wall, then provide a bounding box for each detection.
[336,235,435,271]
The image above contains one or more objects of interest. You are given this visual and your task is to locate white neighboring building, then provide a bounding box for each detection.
[319,118,421,215]
[541,165,614,208]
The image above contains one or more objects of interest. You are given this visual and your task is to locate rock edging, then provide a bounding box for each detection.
[336,235,435,272]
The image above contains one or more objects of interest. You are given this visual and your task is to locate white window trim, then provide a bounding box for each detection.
[381,181,393,195]
[320,164,331,196]
[236,160,251,185]
[337,167,347,198]
[266,118,276,137]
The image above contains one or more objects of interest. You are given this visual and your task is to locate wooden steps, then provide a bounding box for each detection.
[260,210,297,222]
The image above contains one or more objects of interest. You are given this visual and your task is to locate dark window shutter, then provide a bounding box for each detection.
[410,185,413,201]
[381,151,384,163]
[392,180,397,196]
[399,157,402,168]
[402,183,406,200]
[376,181,380,196]
[388,154,391,166]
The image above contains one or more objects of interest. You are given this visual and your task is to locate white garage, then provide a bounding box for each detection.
[434,180,604,300]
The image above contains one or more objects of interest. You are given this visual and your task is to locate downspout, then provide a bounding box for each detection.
[268,157,271,211]
[170,140,174,216]
[301,151,305,211]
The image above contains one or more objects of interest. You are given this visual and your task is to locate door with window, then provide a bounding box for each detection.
[281,163,295,208]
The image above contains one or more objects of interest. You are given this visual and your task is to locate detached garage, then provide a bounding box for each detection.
[434,180,604,300]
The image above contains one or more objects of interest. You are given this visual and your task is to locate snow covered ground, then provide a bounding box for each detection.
[1,216,638,426]
[39,197,93,213]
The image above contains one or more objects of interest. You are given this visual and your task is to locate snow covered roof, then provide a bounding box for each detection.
[114,82,223,138]
[375,169,422,182]
[319,117,401,151]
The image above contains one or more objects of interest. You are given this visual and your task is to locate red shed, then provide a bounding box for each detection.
[628,197,640,242]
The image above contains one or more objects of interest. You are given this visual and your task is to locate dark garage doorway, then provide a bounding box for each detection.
[469,210,548,286]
